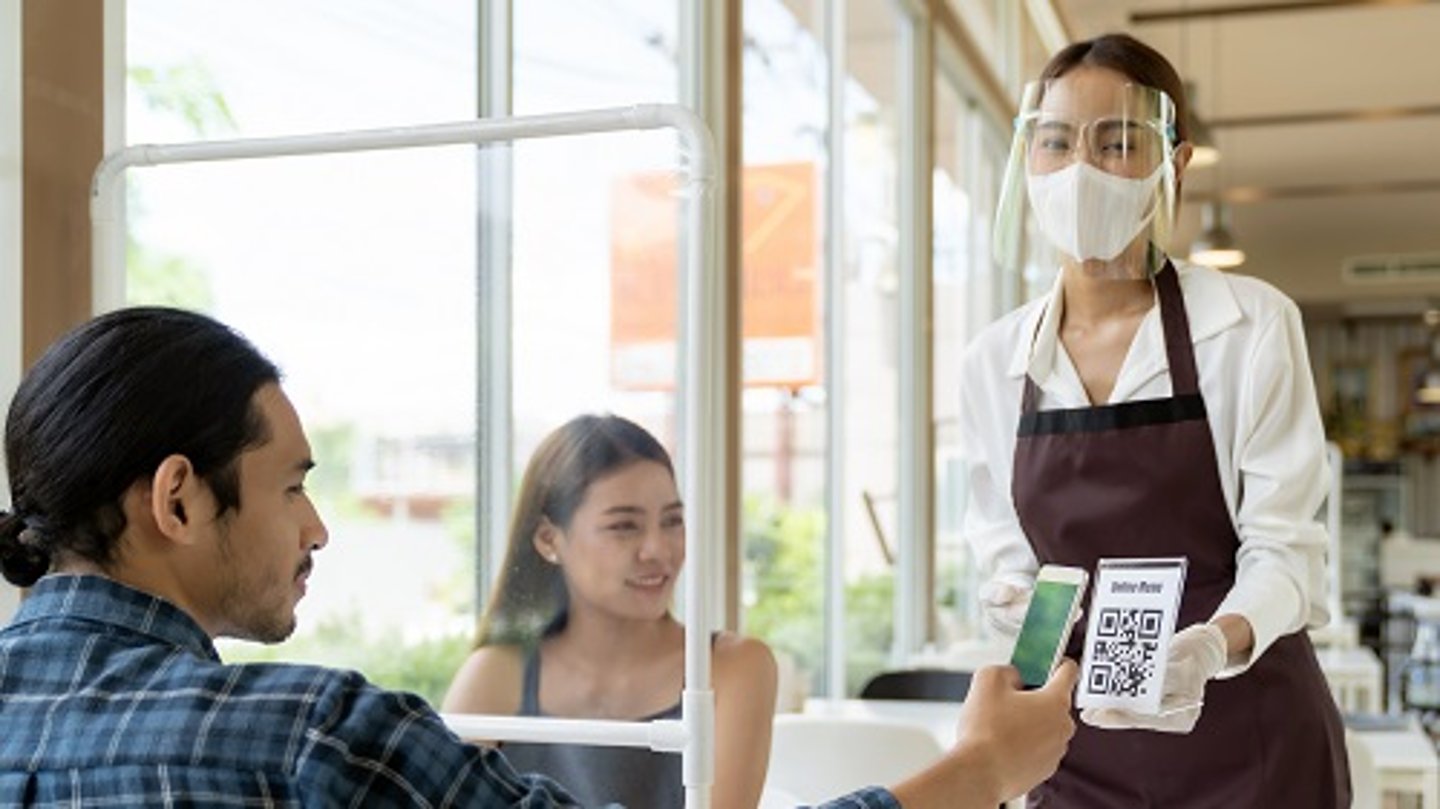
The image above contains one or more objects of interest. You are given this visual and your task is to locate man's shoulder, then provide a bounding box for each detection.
[220,660,446,748]
[206,659,388,730]
[0,637,373,774]
[145,659,436,775]
[218,657,364,693]
[156,658,368,734]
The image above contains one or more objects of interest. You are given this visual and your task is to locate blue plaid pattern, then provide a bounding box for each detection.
[0,575,900,808]
[804,787,901,808]
[0,575,579,807]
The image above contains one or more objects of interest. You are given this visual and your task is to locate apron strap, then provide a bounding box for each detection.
[1155,260,1200,396]
[1021,374,1041,414]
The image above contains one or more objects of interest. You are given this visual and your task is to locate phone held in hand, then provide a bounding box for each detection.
[1010,564,1089,689]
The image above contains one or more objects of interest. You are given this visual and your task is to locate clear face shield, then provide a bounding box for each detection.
[994,78,1180,278]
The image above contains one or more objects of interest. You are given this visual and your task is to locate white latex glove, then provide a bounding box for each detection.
[979,579,1033,638]
[1080,622,1227,734]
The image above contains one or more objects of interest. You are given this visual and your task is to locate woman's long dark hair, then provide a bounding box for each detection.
[475,413,674,647]
[0,307,279,586]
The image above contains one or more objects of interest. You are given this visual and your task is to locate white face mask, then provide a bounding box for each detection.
[1026,162,1165,261]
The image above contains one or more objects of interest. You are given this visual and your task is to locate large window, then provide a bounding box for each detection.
[115,0,1038,705]
[740,0,830,699]
[740,0,915,697]
[837,0,905,694]
[126,0,480,704]
[931,52,1013,649]
[508,1,681,472]
[932,67,977,647]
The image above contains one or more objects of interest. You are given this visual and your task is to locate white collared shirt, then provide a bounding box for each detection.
[958,259,1330,674]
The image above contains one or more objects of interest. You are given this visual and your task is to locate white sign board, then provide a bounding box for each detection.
[1077,558,1188,716]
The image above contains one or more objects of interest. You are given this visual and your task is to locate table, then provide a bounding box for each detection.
[806,696,1438,808]
[802,698,1021,807]
[803,697,963,746]
[1354,721,1440,809]
[1317,645,1385,713]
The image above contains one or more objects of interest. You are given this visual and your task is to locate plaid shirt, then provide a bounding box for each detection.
[0,574,580,807]
[0,575,900,808]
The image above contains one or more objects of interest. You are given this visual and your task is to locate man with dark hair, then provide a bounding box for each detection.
[0,307,1075,808]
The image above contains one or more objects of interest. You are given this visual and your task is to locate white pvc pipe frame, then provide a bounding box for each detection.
[90,103,720,808]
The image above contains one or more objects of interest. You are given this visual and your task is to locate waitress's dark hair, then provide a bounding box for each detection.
[0,307,280,586]
[1040,32,1191,146]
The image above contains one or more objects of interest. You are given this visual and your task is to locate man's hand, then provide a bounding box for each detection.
[890,661,1077,809]
[1080,622,1226,734]
[955,662,1078,802]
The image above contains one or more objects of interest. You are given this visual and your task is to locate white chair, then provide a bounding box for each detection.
[772,647,809,714]
[767,714,945,805]
[1346,727,1382,809]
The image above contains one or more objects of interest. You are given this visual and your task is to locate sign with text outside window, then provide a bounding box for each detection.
[610,162,819,391]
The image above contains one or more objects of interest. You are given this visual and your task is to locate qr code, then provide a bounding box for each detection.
[1085,608,1163,697]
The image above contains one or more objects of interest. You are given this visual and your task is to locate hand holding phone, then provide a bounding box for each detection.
[1009,564,1088,689]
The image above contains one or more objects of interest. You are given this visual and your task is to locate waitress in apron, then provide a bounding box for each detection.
[959,33,1350,807]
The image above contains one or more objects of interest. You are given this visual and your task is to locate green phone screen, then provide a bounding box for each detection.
[1010,579,1079,689]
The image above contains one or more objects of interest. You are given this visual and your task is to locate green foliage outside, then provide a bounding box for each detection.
[126,238,214,310]
[743,494,825,682]
[743,495,897,696]
[126,60,236,310]
[438,498,480,619]
[843,569,895,695]
[126,59,239,308]
[303,424,376,523]
[220,494,478,707]
[221,612,472,707]
[129,63,237,137]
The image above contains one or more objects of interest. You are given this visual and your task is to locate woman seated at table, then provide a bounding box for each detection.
[443,414,777,809]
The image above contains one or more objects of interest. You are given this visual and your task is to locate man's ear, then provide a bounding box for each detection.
[149,454,203,544]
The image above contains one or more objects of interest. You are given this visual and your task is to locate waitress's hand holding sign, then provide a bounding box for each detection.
[1081,622,1227,733]
[980,577,1034,637]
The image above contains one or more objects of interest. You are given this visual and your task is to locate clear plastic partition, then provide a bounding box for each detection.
[93,105,720,807]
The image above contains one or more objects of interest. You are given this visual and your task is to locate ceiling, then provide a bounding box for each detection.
[1055,0,1440,312]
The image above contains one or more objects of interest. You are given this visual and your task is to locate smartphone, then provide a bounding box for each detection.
[1010,564,1089,689]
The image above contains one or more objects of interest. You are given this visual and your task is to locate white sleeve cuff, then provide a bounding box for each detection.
[1209,576,1303,678]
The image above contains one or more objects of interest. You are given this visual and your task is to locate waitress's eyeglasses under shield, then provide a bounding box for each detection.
[1021,114,1174,178]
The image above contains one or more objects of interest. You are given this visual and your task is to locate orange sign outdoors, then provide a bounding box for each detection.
[609,162,819,390]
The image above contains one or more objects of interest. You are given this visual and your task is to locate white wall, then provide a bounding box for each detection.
[0,1,22,620]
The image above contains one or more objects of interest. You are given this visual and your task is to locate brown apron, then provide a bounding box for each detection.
[1012,262,1351,808]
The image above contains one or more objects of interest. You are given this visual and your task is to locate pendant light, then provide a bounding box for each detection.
[1178,4,1220,167]
[1189,200,1245,269]
[1184,81,1221,168]
[1187,19,1243,269]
